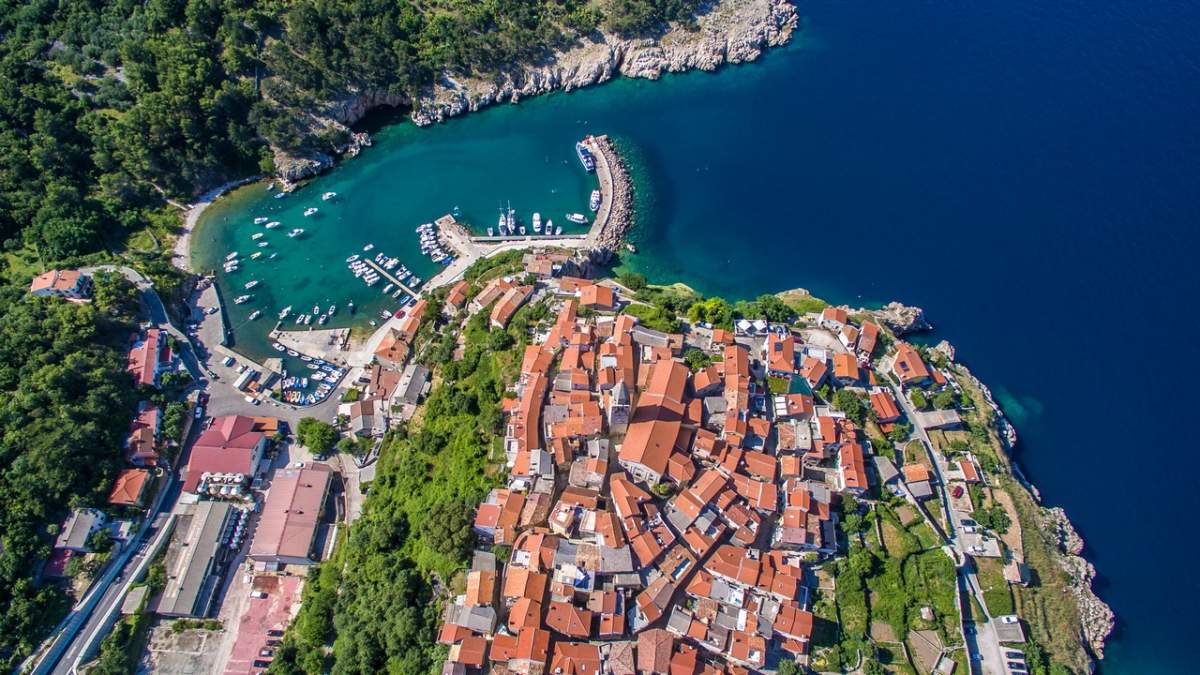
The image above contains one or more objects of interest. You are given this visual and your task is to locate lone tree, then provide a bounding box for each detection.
[297,417,337,456]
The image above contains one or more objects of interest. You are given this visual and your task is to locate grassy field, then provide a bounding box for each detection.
[976,557,1015,616]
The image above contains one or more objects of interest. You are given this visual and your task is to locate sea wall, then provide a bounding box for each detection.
[274,0,798,182]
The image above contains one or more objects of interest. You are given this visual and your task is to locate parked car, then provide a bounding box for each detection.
[951,485,964,498]
[999,615,1020,624]
[1006,651,1025,659]
[250,591,267,599]
[267,629,285,637]
[1008,664,1027,673]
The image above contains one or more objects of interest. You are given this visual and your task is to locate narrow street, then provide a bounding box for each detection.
[889,382,1008,675]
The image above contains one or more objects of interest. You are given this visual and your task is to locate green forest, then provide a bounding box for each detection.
[0,0,700,260]
[0,279,139,666]
[270,291,517,674]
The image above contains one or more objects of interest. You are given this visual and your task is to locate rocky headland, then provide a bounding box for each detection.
[273,0,798,182]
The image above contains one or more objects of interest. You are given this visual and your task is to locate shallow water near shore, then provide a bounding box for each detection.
[194,0,1200,671]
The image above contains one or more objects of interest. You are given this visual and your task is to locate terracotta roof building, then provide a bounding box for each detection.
[108,469,152,508]
[249,463,332,566]
[618,359,689,485]
[182,415,269,494]
[29,269,92,299]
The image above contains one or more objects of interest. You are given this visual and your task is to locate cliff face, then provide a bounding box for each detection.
[274,0,798,181]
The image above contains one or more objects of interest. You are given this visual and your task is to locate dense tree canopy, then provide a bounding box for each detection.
[0,289,136,666]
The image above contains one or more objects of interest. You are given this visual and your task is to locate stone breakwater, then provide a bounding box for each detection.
[273,0,799,182]
[583,135,634,259]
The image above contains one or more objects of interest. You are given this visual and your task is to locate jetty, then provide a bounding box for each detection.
[362,258,420,298]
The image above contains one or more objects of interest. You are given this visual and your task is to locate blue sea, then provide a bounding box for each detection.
[196,1,1200,670]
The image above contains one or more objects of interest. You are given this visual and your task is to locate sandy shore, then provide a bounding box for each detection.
[174,177,262,272]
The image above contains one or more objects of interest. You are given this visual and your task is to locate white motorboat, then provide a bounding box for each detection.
[257,241,269,248]
[225,252,239,261]
[363,243,374,252]
[244,280,259,289]
[532,212,542,233]
[234,295,252,304]
[287,228,304,237]
[251,232,264,240]
[328,304,336,315]
[250,251,262,260]
[279,305,293,319]
[545,219,554,235]
[322,192,337,201]
[248,310,262,320]
[566,213,588,224]
[304,207,318,217]
[346,254,359,263]
[312,304,320,315]
[487,227,493,236]
[589,189,601,211]
[254,217,268,225]
[265,221,281,229]
[383,283,394,294]
[274,192,286,199]
[519,225,526,235]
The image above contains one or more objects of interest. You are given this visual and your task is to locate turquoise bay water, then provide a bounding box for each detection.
[195,1,1200,671]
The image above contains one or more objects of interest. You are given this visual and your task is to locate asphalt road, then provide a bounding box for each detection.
[33,267,205,675]
[889,382,1008,675]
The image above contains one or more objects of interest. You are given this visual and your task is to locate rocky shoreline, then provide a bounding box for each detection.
[942,343,1114,664]
[273,0,799,182]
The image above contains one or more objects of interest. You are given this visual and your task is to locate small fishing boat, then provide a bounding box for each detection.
[254,217,269,225]
[545,219,554,235]
[257,241,269,248]
[287,228,304,238]
[244,280,259,289]
[532,212,542,233]
[589,189,601,211]
[273,343,285,352]
[322,192,337,201]
[519,225,526,235]
[225,252,239,261]
[312,304,320,315]
[566,213,588,224]
[250,251,263,260]
[287,349,299,357]
[268,252,278,260]
[248,310,262,320]
[251,232,264,240]
[265,221,281,229]
[555,225,563,235]
[279,306,293,319]
[274,192,287,200]
[304,207,318,217]
[487,227,494,236]
[363,243,374,252]
[317,314,327,325]
[328,304,336,316]
[347,300,355,314]
[346,254,360,263]
[234,295,252,304]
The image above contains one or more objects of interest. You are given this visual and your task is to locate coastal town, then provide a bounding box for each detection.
[21,191,1110,675]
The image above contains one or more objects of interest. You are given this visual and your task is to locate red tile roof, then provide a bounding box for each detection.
[108,469,151,507]
[182,415,265,492]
